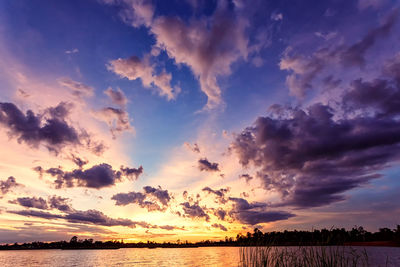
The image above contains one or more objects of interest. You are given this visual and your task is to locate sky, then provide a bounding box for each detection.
[0,0,400,243]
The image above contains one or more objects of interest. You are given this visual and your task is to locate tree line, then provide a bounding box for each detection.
[1,225,399,250]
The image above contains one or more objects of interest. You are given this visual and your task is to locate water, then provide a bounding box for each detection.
[0,246,399,266]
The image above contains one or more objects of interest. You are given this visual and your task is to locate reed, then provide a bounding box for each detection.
[239,246,373,267]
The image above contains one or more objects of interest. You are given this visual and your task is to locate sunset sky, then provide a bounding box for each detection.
[0,0,400,244]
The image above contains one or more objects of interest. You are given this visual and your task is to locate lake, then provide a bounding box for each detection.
[0,246,399,266]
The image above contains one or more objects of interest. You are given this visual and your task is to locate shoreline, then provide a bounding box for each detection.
[1,242,399,251]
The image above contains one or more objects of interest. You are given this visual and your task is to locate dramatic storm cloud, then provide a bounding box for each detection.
[232,56,400,208]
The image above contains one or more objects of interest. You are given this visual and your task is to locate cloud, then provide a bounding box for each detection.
[151,2,249,109]
[340,10,397,67]
[228,197,295,225]
[9,209,138,228]
[10,195,74,212]
[158,225,184,231]
[10,209,62,220]
[232,57,400,208]
[102,0,154,27]
[0,176,20,196]
[65,48,79,54]
[11,197,49,210]
[94,107,133,138]
[48,196,73,212]
[202,186,229,203]
[270,12,283,21]
[198,158,220,172]
[103,0,258,109]
[112,186,171,211]
[314,31,337,41]
[180,202,210,221]
[9,206,179,231]
[120,165,143,179]
[143,186,171,206]
[58,77,94,97]
[239,174,253,183]
[213,208,227,220]
[71,154,88,168]
[112,191,146,206]
[279,10,398,97]
[108,55,180,100]
[64,209,137,227]
[211,223,228,231]
[0,102,80,153]
[104,87,128,107]
[184,142,200,153]
[41,163,142,189]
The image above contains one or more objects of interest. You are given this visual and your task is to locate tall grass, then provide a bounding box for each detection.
[239,246,373,267]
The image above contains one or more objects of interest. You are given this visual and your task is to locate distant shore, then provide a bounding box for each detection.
[1,242,399,250]
[2,226,399,250]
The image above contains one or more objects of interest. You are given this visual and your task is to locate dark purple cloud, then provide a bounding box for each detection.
[228,197,295,225]
[0,102,79,152]
[10,195,73,212]
[198,158,220,172]
[202,186,229,203]
[0,176,20,196]
[344,78,400,117]
[9,209,63,220]
[232,54,400,208]
[48,196,73,212]
[11,197,48,210]
[180,202,210,221]
[143,186,171,206]
[112,186,171,211]
[239,174,253,183]
[158,225,185,231]
[112,191,146,206]
[71,155,88,169]
[48,164,121,189]
[211,223,228,231]
[41,163,143,189]
[64,209,136,227]
[213,208,227,220]
[9,207,179,230]
[120,165,143,179]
